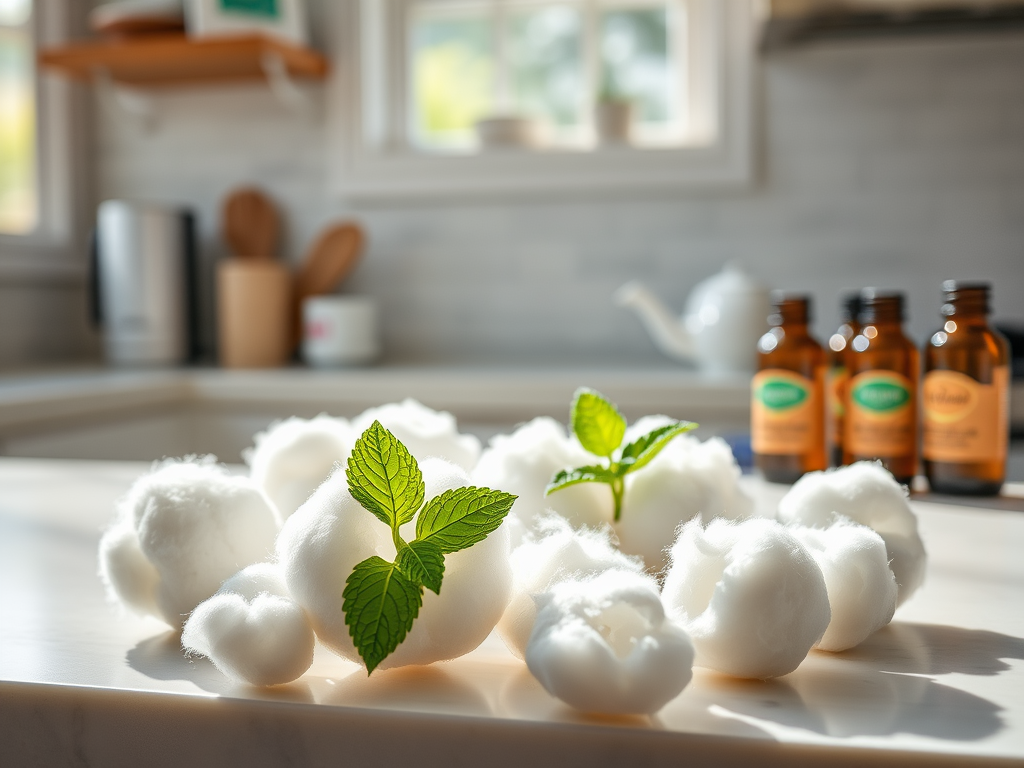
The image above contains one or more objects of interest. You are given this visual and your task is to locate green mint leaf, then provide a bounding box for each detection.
[396,540,445,594]
[342,556,423,675]
[571,388,627,458]
[620,421,698,474]
[546,464,620,495]
[415,486,516,553]
[346,420,425,530]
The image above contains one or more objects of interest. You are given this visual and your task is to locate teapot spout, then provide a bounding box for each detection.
[614,281,696,363]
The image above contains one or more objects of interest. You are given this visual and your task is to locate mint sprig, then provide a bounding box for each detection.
[546,388,697,522]
[342,421,516,674]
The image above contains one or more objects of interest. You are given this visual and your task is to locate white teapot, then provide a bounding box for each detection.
[615,263,772,375]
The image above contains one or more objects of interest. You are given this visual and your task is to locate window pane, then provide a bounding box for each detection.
[409,6,494,151]
[507,4,583,138]
[600,3,678,130]
[0,16,36,235]
[0,0,30,26]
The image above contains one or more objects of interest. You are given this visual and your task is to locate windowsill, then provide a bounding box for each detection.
[329,0,756,201]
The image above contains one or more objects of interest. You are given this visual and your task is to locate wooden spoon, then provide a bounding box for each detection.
[292,222,365,348]
[222,187,280,260]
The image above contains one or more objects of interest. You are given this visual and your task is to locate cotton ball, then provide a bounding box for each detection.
[776,462,926,605]
[247,415,352,521]
[278,458,512,670]
[618,433,754,573]
[350,399,481,472]
[790,522,897,652]
[472,417,614,544]
[98,522,160,616]
[662,518,831,679]
[525,570,694,715]
[498,515,644,659]
[99,458,280,628]
[182,562,315,687]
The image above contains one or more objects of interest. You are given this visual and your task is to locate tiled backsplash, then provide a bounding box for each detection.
[17,7,1024,368]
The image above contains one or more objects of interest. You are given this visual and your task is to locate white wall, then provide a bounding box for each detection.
[94,6,1024,366]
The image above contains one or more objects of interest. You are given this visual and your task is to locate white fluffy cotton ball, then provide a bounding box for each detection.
[498,515,644,659]
[526,570,694,715]
[247,415,352,521]
[350,399,481,472]
[472,417,614,544]
[277,458,512,670]
[99,458,280,627]
[662,517,831,679]
[618,423,754,573]
[776,461,926,605]
[790,521,898,652]
[182,562,315,687]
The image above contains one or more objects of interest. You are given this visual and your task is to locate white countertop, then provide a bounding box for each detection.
[1,458,1023,767]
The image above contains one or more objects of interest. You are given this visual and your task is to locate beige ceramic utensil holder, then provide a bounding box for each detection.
[217,259,292,368]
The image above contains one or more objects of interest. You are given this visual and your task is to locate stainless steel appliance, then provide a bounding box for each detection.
[90,199,197,366]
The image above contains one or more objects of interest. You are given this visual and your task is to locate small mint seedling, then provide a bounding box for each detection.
[342,421,516,674]
[546,388,697,522]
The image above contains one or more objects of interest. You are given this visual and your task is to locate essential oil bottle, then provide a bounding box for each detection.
[923,281,1010,495]
[826,294,862,467]
[752,294,827,484]
[844,289,919,485]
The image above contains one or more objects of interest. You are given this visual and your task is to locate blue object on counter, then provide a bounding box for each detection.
[721,432,753,473]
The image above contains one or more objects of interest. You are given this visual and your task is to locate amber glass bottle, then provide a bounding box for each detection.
[923,282,1010,495]
[752,294,827,484]
[844,290,919,485]
[826,294,862,467]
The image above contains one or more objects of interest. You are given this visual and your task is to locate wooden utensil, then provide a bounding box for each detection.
[222,187,280,260]
[292,222,365,348]
[217,259,292,368]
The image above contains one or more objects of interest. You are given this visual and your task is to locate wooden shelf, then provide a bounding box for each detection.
[38,33,328,88]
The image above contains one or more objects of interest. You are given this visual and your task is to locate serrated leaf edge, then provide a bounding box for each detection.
[415,486,516,553]
[621,421,698,474]
[342,556,423,675]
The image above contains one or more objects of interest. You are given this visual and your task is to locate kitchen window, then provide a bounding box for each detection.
[330,0,755,198]
[0,0,36,234]
[0,0,84,275]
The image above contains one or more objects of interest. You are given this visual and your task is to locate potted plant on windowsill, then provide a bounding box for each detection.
[595,83,633,147]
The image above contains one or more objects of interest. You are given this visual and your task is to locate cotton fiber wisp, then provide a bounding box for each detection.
[350,399,481,472]
[247,415,352,520]
[776,461,926,605]
[662,518,831,679]
[618,416,754,572]
[472,417,614,544]
[498,515,645,659]
[525,570,694,715]
[99,458,279,627]
[790,522,898,652]
[277,458,512,670]
[182,562,315,687]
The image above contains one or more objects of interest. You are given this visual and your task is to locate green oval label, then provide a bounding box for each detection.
[853,379,909,412]
[758,379,808,411]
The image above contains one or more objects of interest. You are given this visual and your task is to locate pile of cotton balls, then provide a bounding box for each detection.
[98,400,926,718]
[472,415,754,569]
[100,400,491,687]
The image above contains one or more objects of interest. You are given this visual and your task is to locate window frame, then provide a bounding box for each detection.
[329,0,756,200]
[0,1,90,280]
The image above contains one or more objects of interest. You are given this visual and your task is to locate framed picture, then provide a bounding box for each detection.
[186,0,308,45]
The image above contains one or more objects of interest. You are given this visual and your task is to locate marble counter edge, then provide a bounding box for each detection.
[1,678,1019,768]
